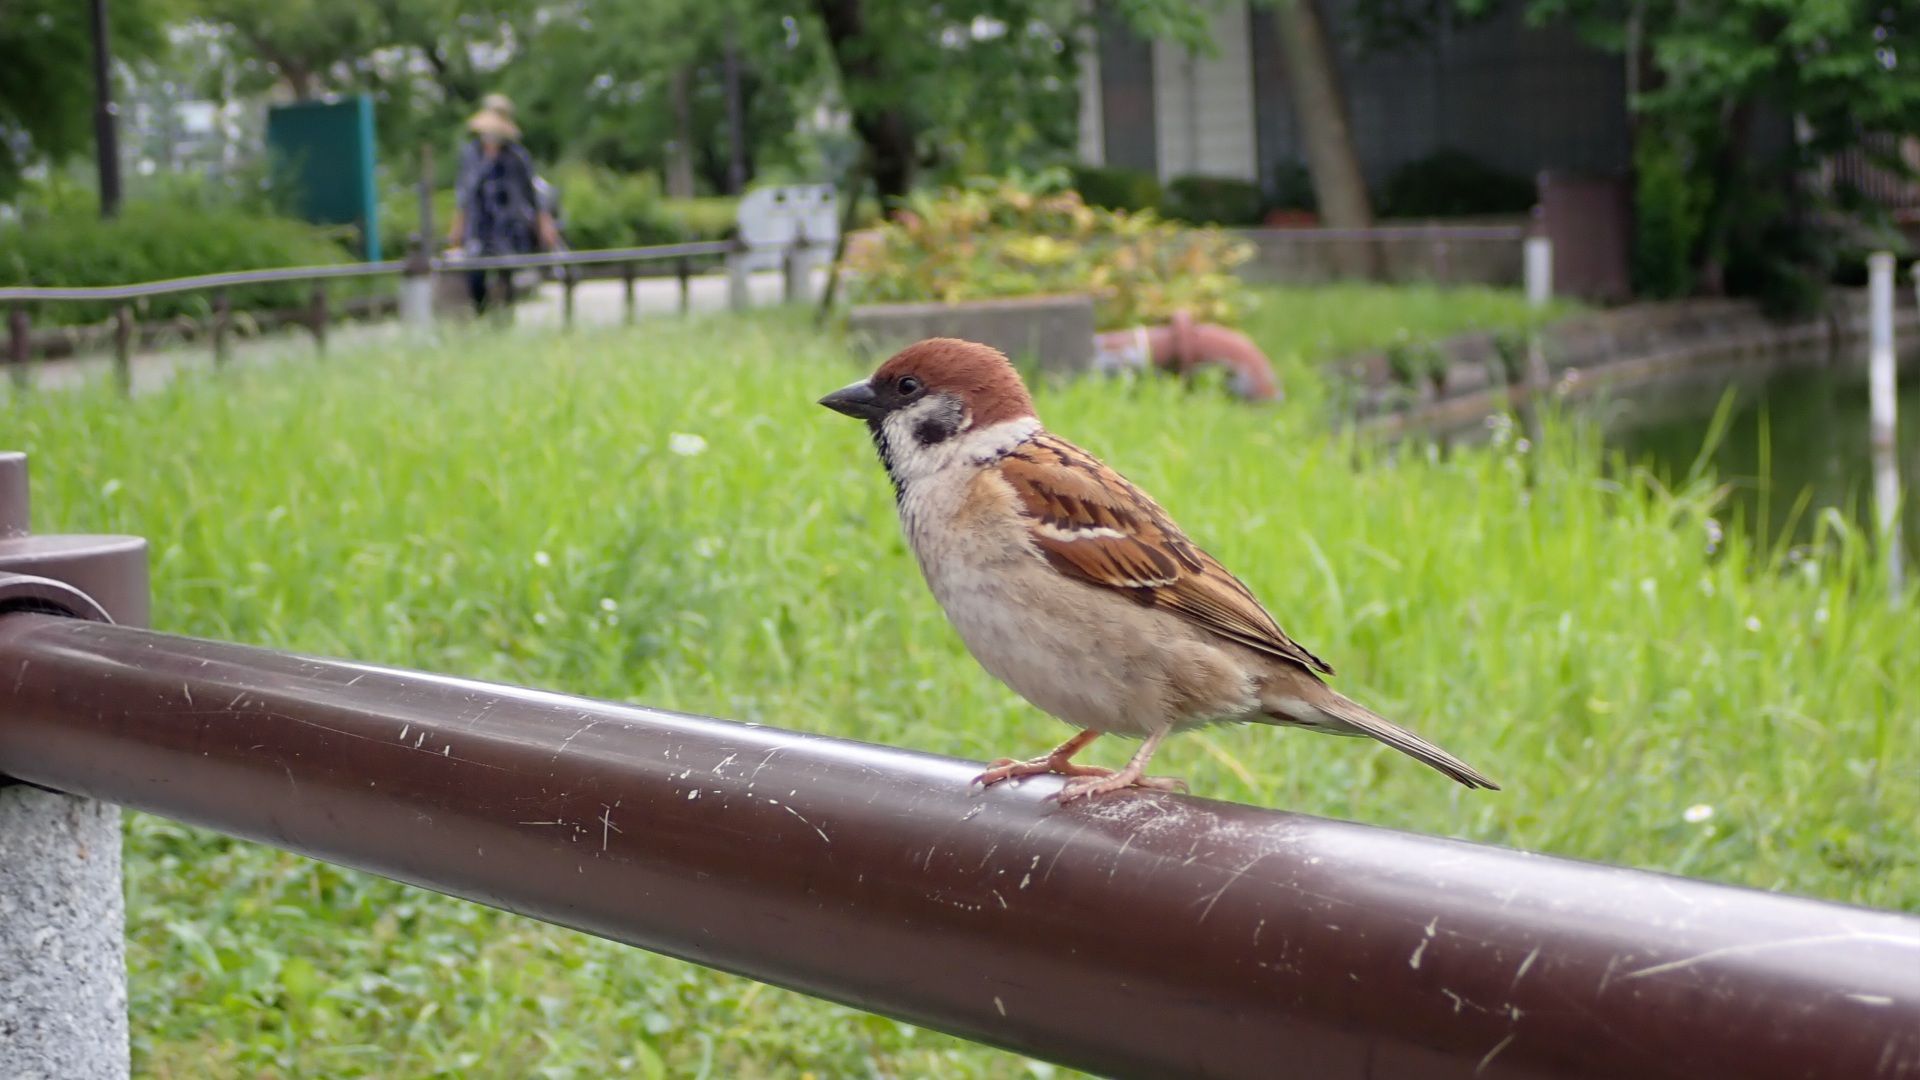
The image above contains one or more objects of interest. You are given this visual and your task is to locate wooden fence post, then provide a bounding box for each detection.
[677,256,692,316]
[309,285,328,354]
[622,262,637,325]
[8,305,28,389]
[112,305,133,394]
[212,291,231,367]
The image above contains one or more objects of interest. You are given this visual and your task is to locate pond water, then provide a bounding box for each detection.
[1608,361,1920,565]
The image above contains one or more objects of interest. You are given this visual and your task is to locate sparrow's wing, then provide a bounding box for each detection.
[998,434,1334,676]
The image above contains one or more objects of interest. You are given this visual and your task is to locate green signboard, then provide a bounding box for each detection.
[265,96,381,260]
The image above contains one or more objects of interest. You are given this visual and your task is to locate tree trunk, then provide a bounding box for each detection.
[1273,0,1377,275]
[723,27,748,195]
[811,0,918,208]
[666,66,697,199]
[1693,98,1757,296]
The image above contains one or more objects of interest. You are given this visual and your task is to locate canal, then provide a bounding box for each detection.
[1610,362,1920,567]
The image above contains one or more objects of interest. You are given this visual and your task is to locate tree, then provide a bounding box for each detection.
[1360,0,1920,306]
[807,0,1210,207]
[1268,0,1377,270]
[0,0,171,196]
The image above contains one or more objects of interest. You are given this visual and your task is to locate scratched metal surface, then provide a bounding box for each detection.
[1,613,1917,1079]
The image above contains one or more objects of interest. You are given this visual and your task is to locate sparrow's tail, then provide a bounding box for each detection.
[1279,688,1500,791]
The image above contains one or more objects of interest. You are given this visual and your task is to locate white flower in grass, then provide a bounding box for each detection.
[1744,616,1762,633]
[533,550,552,568]
[1683,804,1714,824]
[599,597,618,612]
[669,432,708,457]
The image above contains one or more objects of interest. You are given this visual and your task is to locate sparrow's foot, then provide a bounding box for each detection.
[975,755,1116,787]
[1055,769,1187,803]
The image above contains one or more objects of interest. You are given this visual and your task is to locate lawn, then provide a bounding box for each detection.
[7,287,1915,1078]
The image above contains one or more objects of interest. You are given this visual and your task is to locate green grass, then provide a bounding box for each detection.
[5,287,1914,1078]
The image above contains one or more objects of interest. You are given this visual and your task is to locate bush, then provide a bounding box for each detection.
[1161,175,1266,226]
[659,196,740,242]
[1268,160,1316,212]
[1070,164,1165,214]
[1379,150,1535,218]
[845,178,1252,330]
[539,162,685,250]
[0,202,364,326]
[1630,134,1706,299]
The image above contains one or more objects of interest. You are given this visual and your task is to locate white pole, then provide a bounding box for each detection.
[1868,251,1903,595]
[1524,235,1553,309]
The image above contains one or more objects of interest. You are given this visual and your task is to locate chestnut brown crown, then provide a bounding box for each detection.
[820,339,1037,429]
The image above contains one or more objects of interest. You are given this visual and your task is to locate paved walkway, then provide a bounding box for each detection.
[8,269,827,395]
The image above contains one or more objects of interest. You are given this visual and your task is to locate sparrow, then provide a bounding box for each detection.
[820,338,1498,801]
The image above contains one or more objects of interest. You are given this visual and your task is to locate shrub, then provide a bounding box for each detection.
[1630,134,1707,299]
[0,202,364,326]
[1379,150,1535,218]
[1070,164,1165,214]
[539,162,686,249]
[1161,175,1266,226]
[1268,160,1317,212]
[659,196,740,242]
[845,178,1252,330]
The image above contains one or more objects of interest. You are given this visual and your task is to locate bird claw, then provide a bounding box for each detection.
[974,756,1116,787]
[1054,772,1187,804]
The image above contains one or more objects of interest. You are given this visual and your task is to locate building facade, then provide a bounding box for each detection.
[1077,0,1632,197]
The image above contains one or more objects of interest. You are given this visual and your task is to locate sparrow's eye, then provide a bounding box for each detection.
[897,376,923,396]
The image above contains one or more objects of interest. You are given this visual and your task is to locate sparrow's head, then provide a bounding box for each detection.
[820,338,1039,488]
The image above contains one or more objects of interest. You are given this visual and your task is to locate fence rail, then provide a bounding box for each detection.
[1,236,817,389]
[0,451,1917,1080]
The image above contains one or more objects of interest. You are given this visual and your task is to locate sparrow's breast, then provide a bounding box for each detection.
[898,469,1260,736]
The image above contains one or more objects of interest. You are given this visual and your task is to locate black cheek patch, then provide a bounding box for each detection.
[914,416,957,446]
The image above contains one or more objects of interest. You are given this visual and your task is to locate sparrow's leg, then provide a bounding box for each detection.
[974,730,1113,787]
[1057,728,1186,802]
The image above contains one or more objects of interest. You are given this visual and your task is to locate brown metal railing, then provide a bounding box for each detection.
[0,451,1917,1079]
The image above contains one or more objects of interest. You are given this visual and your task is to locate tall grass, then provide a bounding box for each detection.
[5,298,1914,1078]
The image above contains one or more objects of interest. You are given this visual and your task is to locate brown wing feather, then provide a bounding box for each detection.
[998,434,1334,676]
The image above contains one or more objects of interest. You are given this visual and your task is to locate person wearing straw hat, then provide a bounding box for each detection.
[447,99,558,313]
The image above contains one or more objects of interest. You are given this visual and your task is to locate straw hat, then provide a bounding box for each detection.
[467,108,520,140]
[480,92,516,118]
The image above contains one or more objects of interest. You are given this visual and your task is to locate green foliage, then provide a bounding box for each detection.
[1161,174,1267,226]
[0,0,171,195]
[1525,0,1916,302]
[846,179,1253,329]
[539,164,686,250]
[658,196,742,242]
[1378,150,1535,219]
[0,202,362,325]
[1629,134,1706,299]
[4,295,1912,1074]
[1069,164,1165,214]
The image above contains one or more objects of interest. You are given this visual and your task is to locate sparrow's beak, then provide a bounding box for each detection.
[818,379,884,421]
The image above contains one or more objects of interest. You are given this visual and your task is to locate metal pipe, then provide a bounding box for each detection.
[0,614,1915,1080]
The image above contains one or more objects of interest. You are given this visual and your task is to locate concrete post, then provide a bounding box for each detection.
[727,241,753,312]
[1525,235,1553,309]
[0,451,147,1080]
[1868,252,1903,596]
[783,237,816,305]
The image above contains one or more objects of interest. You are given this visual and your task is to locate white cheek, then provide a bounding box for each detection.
[886,406,1041,488]
[881,398,969,483]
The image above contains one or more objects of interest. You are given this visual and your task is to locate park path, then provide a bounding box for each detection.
[9,268,825,395]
